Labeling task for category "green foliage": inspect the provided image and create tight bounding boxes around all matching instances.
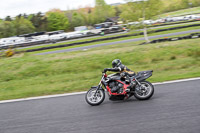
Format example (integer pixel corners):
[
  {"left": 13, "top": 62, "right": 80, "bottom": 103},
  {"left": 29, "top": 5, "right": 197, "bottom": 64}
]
[
  {"left": 163, "top": 0, "right": 200, "bottom": 13},
  {"left": 114, "top": 6, "right": 122, "bottom": 16},
  {"left": 93, "top": 0, "right": 116, "bottom": 23},
  {"left": 120, "top": 0, "right": 164, "bottom": 22},
  {"left": 65, "top": 0, "right": 116, "bottom": 28},
  {"left": 0, "top": 17, "right": 36, "bottom": 38},
  {"left": 0, "top": 21, "right": 16, "bottom": 38},
  {"left": 160, "top": 6, "right": 200, "bottom": 17},
  {"left": 46, "top": 11, "right": 69, "bottom": 31},
  {"left": 181, "top": 0, "right": 190, "bottom": 9},
  {"left": 120, "top": 0, "right": 164, "bottom": 43},
  {"left": 28, "top": 12, "right": 48, "bottom": 32},
  {"left": 4, "top": 16, "right": 12, "bottom": 21},
  {"left": 192, "top": 0, "right": 200, "bottom": 6},
  {"left": 69, "top": 12, "right": 85, "bottom": 30},
  {"left": 12, "top": 17, "right": 35, "bottom": 35}
]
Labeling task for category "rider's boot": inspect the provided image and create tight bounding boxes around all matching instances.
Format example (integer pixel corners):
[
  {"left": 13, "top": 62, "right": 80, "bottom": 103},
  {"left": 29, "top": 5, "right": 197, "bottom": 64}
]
[
  {"left": 125, "top": 81, "right": 136, "bottom": 92},
  {"left": 124, "top": 94, "right": 130, "bottom": 100}
]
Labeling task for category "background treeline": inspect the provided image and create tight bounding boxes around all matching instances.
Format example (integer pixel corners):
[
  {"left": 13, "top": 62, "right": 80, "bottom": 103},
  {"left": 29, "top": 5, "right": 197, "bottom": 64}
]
[
  {"left": 163, "top": 0, "right": 200, "bottom": 12},
  {"left": 0, "top": 0, "right": 200, "bottom": 39}
]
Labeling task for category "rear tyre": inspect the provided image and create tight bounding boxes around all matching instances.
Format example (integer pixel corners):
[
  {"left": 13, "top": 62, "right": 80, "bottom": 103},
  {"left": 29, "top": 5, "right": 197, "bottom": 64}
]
[
  {"left": 85, "top": 87, "right": 105, "bottom": 106},
  {"left": 134, "top": 81, "right": 154, "bottom": 100}
]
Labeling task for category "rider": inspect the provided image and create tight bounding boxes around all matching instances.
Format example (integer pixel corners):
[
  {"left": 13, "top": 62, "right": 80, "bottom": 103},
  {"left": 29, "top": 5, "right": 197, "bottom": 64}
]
[{"left": 103, "top": 59, "right": 136, "bottom": 92}]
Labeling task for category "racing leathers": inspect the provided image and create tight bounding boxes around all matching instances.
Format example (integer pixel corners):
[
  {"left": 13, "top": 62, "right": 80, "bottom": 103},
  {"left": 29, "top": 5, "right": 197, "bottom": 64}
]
[{"left": 104, "top": 64, "right": 135, "bottom": 92}]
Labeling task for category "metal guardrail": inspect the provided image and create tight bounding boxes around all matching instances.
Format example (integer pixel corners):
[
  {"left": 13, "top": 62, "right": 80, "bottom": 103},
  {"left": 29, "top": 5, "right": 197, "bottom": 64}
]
[{"left": 149, "top": 32, "right": 200, "bottom": 44}]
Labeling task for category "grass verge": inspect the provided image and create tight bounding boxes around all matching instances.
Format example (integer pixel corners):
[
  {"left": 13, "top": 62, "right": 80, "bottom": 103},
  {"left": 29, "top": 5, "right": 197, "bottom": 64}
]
[
  {"left": 0, "top": 38, "right": 200, "bottom": 100},
  {"left": 160, "top": 6, "right": 200, "bottom": 17}
]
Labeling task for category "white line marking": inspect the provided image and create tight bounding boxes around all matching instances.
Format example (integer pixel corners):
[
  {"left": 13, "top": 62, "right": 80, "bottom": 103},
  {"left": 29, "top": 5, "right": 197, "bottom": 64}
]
[
  {"left": 152, "top": 77, "right": 200, "bottom": 85},
  {"left": 0, "top": 91, "right": 87, "bottom": 104},
  {"left": 0, "top": 77, "right": 200, "bottom": 104}
]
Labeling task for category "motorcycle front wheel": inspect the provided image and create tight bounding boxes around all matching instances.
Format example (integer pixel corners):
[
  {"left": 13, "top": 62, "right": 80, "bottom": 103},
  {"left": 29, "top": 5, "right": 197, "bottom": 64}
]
[
  {"left": 134, "top": 81, "right": 154, "bottom": 100},
  {"left": 85, "top": 87, "right": 105, "bottom": 106}
]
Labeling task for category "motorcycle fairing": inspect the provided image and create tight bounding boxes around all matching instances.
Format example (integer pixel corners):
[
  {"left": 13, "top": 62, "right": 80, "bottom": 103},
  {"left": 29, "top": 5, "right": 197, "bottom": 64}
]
[{"left": 135, "top": 70, "right": 153, "bottom": 82}]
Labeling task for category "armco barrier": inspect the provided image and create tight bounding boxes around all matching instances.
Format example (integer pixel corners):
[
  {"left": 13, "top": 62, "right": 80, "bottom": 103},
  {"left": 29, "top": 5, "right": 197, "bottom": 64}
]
[
  {"left": 169, "top": 37, "right": 180, "bottom": 41},
  {"left": 150, "top": 32, "right": 200, "bottom": 44},
  {"left": 151, "top": 19, "right": 199, "bottom": 27},
  {"left": 152, "top": 24, "right": 200, "bottom": 33}
]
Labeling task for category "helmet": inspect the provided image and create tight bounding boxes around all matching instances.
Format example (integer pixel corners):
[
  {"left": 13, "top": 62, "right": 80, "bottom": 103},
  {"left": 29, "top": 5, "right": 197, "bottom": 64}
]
[{"left": 112, "top": 59, "right": 122, "bottom": 68}]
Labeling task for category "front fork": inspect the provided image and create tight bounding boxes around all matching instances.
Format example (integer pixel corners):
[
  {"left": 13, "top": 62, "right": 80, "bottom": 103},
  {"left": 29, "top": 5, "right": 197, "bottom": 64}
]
[
  {"left": 94, "top": 76, "right": 105, "bottom": 96},
  {"left": 134, "top": 78, "right": 143, "bottom": 92},
  {"left": 135, "top": 78, "right": 141, "bottom": 86}
]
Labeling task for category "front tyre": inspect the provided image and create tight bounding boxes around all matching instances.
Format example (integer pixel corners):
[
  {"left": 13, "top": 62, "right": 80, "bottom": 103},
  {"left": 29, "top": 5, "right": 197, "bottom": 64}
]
[
  {"left": 134, "top": 81, "right": 154, "bottom": 100},
  {"left": 85, "top": 87, "right": 105, "bottom": 106}
]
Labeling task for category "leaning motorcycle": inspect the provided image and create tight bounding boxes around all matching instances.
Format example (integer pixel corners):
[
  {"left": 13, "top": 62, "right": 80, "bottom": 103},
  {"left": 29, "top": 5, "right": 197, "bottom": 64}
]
[{"left": 85, "top": 70, "right": 154, "bottom": 106}]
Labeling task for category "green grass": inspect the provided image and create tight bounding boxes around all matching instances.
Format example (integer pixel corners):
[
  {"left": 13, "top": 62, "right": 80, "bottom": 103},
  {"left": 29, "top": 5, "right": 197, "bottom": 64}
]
[
  {"left": 0, "top": 37, "right": 200, "bottom": 100},
  {"left": 161, "top": 6, "right": 200, "bottom": 17}
]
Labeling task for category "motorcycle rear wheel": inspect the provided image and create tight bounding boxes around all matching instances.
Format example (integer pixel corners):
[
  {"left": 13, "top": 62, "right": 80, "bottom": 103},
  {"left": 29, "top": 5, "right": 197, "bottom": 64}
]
[
  {"left": 85, "top": 87, "right": 105, "bottom": 106},
  {"left": 134, "top": 81, "right": 154, "bottom": 100}
]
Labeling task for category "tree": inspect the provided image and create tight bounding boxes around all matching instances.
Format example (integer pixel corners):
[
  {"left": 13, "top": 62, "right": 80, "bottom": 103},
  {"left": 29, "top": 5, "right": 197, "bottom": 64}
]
[
  {"left": 12, "top": 17, "right": 35, "bottom": 35},
  {"left": 77, "top": 7, "right": 94, "bottom": 26},
  {"left": 114, "top": 6, "right": 122, "bottom": 17},
  {"left": 46, "top": 9, "right": 69, "bottom": 31},
  {"left": 5, "top": 16, "right": 12, "bottom": 21},
  {"left": 0, "top": 21, "right": 16, "bottom": 38},
  {"left": 181, "top": 0, "right": 190, "bottom": 9},
  {"left": 23, "top": 13, "right": 28, "bottom": 19},
  {"left": 93, "top": 0, "right": 116, "bottom": 23},
  {"left": 192, "top": 0, "right": 200, "bottom": 6},
  {"left": 120, "top": 0, "right": 163, "bottom": 43},
  {"left": 28, "top": 12, "right": 48, "bottom": 32},
  {"left": 69, "top": 12, "right": 85, "bottom": 30}
]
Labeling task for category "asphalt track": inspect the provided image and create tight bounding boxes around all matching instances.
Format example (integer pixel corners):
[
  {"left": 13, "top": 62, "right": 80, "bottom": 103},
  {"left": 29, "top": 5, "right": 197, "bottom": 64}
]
[
  {"left": 0, "top": 79, "right": 200, "bottom": 133},
  {"left": 36, "top": 29, "right": 200, "bottom": 55}
]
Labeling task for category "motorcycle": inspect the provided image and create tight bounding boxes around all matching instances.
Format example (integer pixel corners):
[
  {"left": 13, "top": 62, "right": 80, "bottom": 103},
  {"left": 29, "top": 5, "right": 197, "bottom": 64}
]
[{"left": 85, "top": 70, "right": 154, "bottom": 106}]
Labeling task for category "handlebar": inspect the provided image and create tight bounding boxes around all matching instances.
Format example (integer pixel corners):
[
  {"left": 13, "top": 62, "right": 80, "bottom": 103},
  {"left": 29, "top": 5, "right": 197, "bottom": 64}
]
[{"left": 102, "top": 72, "right": 107, "bottom": 78}]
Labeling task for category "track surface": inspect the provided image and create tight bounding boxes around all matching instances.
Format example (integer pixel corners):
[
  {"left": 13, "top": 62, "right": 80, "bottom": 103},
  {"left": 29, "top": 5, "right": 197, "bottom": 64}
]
[
  {"left": 36, "top": 29, "right": 200, "bottom": 55},
  {"left": 0, "top": 79, "right": 200, "bottom": 133}
]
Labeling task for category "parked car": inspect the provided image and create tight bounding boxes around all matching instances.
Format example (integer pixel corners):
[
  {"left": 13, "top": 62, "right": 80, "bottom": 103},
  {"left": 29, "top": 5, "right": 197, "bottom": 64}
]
[
  {"left": 0, "top": 37, "right": 25, "bottom": 46},
  {"left": 49, "top": 33, "right": 68, "bottom": 41},
  {"left": 32, "top": 35, "right": 49, "bottom": 41},
  {"left": 143, "top": 20, "right": 153, "bottom": 25},
  {"left": 128, "top": 21, "right": 140, "bottom": 25},
  {"left": 66, "top": 32, "right": 84, "bottom": 39},
  {"left": 184, "top": 15, "right": 200, "bottom": 20},
  {"left": 165, "top": 17, "right": 175, "bottom": 22}
]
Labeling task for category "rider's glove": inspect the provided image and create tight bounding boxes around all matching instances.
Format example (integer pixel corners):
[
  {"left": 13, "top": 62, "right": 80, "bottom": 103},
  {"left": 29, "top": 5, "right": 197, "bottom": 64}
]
[{"left": 103, "top": 68, "right": 108, "bottom": 73}]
